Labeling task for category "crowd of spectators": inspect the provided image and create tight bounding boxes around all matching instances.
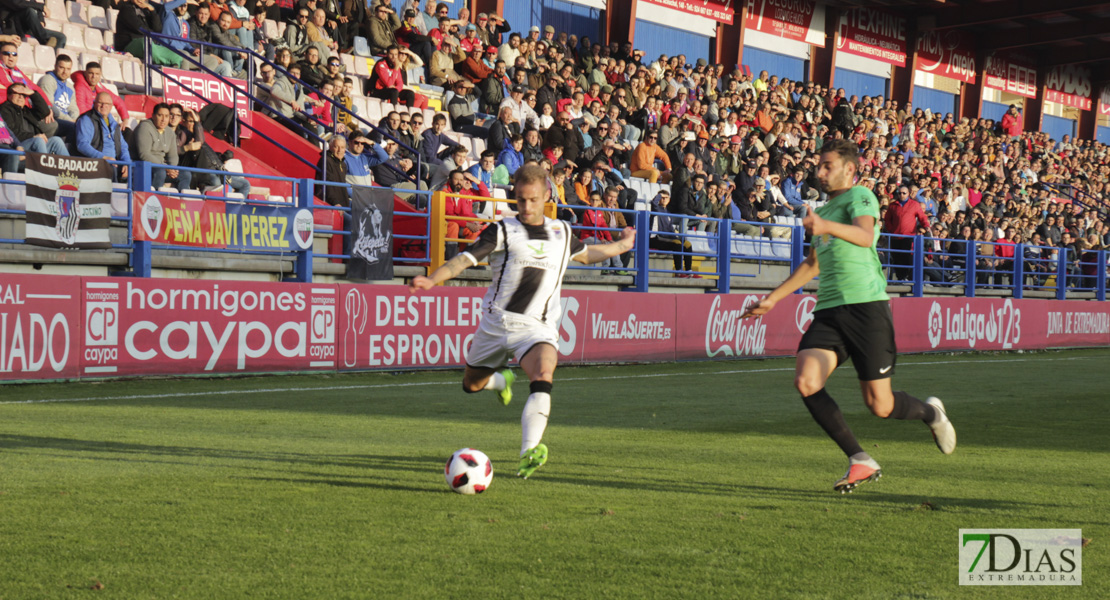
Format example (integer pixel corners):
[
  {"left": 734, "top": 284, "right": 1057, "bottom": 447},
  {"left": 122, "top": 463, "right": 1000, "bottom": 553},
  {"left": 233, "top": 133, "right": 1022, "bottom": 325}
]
[{"left": 1, "top": 0, "right": 1108, "bottom": 284}]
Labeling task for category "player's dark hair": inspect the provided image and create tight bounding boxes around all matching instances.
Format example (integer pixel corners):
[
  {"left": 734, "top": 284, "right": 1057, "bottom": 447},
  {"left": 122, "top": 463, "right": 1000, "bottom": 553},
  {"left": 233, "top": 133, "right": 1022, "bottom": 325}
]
[{"left": 822, "top": 138, "right": 859, "bottom": 168}]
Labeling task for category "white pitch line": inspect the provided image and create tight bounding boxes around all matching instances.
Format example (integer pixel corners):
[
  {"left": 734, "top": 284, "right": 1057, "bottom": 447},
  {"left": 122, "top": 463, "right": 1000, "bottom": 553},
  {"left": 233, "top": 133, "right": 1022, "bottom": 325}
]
[{"left": 0, "top": 355, "right": 1095, "bottom": 406}]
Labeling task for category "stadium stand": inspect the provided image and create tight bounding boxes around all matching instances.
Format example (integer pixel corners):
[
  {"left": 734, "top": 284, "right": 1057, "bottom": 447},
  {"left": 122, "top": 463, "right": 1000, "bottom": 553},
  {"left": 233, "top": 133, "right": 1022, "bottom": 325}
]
[{"left": 0, "top": 0, "right": 1106, "bottom": 297}]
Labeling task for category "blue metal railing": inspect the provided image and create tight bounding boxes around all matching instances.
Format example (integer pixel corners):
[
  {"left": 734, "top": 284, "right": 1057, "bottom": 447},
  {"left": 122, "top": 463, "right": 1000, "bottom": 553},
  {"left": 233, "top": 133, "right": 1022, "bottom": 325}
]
[{"left": 0, "top": 159, "right": 1105, "bottom": 297}]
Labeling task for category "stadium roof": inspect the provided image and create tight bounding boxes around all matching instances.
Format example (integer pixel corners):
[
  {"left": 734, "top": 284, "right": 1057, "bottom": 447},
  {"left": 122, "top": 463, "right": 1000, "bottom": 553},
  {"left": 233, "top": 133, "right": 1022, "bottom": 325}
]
[{"left": 828, "top": 0, "right": 1110, "bottom": 82}]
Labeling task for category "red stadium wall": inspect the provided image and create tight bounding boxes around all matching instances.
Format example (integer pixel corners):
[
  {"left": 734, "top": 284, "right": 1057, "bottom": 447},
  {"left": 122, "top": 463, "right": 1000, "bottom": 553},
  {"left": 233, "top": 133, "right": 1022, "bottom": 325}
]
[{"left": 2, "top": 275, "right": 1108, "bottom": 382}]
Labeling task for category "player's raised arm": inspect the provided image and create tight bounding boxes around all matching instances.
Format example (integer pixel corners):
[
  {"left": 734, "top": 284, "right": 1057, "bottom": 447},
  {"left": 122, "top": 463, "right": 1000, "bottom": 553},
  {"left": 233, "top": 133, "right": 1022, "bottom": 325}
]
[
  {"left": 741, "top": 248, "right": 820, "bottom": 319},
  {"left": 409, "top": 253, "right": 475, "bottom": 292},
  {"left": 573, "top": 227, "right": 636, "bottom": 264}
]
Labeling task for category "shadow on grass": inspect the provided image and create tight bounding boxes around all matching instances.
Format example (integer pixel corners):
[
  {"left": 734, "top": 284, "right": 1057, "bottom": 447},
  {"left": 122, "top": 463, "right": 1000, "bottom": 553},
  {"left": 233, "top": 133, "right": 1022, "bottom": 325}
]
[
  {"left": 535, "top": 473, "right": 1086, "bottom": 514},
  {"left": 239, "top": 475, "right": 445, "bottom": 494},
  {"left": 0, "top": 433, "right": 444, "bottom": 475}
]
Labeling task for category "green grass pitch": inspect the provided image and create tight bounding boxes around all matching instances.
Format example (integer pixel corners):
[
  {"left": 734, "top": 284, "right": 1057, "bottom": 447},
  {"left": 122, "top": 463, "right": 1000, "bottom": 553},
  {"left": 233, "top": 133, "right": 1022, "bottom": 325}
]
[{"left": 0, "top": 349, "right": 1106, "bottom": 599}]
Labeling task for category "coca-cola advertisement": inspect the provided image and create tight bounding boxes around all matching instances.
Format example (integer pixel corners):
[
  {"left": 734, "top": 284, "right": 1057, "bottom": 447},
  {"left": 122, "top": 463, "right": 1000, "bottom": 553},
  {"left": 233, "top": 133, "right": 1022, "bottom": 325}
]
[
  {"left": 675, "top": 293, "right": 815, "bottom": 360},
  {"left": 893, "top": 298, "right": 1110, "bottom": 353},
  {"left": 0, "top": 274, "right": 80, "bottom": 381},
  {"left": 80, "top": 278, "right": 338, "bottom": 376}
]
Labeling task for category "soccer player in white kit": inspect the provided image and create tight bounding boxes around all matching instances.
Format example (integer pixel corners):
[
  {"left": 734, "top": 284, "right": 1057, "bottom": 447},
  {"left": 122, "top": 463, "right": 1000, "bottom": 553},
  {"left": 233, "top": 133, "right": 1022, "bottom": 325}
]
[{"left": 410, "top": 165, "right": 636, "bottom": 478}]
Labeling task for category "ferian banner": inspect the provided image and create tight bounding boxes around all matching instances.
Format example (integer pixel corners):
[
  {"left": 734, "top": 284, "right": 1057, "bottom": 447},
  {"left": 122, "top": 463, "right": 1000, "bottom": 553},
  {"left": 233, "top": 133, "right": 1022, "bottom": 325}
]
[
  {"left": 0, "top": 274, "right": 80, "bottom": 381},
  {"left": 915, "top": 30, "right": 976, "bottom": 85},
  {"left": 983, "top": 51, "right": 1038, "bottom": 99},
  {"left": 744, "top": 0, "right": 825, "bottom": 47},
  {"left": 80, "top": 278, "right": 339, "bottom": 377},
  {"left": 162, "top": 68, "right": 253, "bottom": 134},
  {"left": 1044, "top": 65, "right": 1093, "bottom": 111},
  {"left": 1100, "top": 84, "right": 1110, "bottom": 116},
  {"left": 836, "top": 7, "right": 907, "bottom": 67},
  {"left": 132, "top": 192, "right": 314, "bottom": 251},
  {"left": 641, "top": 0, "right": 735, "bottom": 25},
  {"left": 24, "top": 153, "right": 114, "bottom": 249}
]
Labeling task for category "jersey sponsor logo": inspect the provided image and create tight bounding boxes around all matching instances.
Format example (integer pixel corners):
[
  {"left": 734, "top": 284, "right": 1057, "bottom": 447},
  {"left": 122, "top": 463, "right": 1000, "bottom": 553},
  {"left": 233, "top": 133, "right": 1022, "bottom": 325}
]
[{"left": 526, "top": 242, "right": 548, "bottom": 258}]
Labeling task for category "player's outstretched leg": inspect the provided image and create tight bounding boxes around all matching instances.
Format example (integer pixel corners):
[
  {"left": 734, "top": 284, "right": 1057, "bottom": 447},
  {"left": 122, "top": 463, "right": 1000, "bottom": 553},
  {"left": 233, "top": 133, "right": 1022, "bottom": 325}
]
[
  {"left": 494, "top": 369, "right": 515, "bottom": 406},
  {"left": 881, "top": 390, "right": 956, "bottom": 455},
  {"left": 518, "top": 380, "right": 552, "bottom": 478}
]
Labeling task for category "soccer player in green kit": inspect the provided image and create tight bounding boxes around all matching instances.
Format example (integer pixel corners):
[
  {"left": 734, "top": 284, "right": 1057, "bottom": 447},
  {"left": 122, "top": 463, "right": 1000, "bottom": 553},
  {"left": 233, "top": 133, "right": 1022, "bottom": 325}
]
[{"left": 741, "top": 139, "right": 956, "bottom": 493}]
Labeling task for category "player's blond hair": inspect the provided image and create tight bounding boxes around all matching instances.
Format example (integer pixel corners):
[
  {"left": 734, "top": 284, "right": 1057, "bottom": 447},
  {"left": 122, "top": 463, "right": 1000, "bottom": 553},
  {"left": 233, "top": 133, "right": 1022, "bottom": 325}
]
[{"left": 514, "top": 164, "right": 548, "bottom": 188}]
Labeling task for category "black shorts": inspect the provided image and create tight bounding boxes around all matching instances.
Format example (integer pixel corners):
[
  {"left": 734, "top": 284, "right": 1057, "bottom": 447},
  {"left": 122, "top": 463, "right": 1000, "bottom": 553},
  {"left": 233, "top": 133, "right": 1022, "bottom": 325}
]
[{"left": 798, "top": 300, "right": 897, "bottom": 381}]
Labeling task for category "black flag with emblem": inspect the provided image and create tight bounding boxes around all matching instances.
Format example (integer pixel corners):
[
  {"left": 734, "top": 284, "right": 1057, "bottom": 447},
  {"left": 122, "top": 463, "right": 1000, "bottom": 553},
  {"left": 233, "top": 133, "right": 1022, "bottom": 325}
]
[
  {"left": 347, "top": 186, "right": 394, "bottom": 281},
  {"left": 24, "top": 152, "right": 114, "bottom": 249}
]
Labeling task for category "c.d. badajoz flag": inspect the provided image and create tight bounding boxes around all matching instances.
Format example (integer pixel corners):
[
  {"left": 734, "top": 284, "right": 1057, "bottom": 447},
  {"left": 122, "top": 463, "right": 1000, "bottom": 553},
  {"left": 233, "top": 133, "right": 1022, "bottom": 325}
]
[{"left": 25, "top": 152, "right": 114, "bottom": 249}]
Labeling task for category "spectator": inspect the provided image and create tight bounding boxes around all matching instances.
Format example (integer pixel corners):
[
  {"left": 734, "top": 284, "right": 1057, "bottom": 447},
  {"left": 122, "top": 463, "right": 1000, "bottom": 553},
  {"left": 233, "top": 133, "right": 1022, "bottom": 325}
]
[
  {"left": 74, "top": 64, "right": 131, "bottom": 121},
  {"left": 36, "top": 55, "right": 78, "bottom": 139},
  {"left": 443, "top": 169, "right": 486, "bottom": 243},
  {"left": 316, "top": 135, "right": 349, "bottom": 206},
  {"left": 487, "top": 104, "right": 520, "bottom": 154},
  {"left": 497, "top": 133, "right": 524, "bottom": 175},
  {"left": 187, "top": 3, "right": 235, "bottom": 75},
  {"left": 630, "top": 130, "right": 671, "bottom": 183},
  {"left": 367, "top": 3, "right": 399, "bottom": 56},
  {"left": 0, "top": 41, "right": 54, "bottom": 133},
  {"left": 447, "top": 80, "right": 489, "bottom": 138},
  {"left": 0, "top": 82, "right": 68, "bottom": 160},
  {"left": 883, "top": 185, "right": 930, "bottom": 280},
  {"left": 297, "top": 46, "right": 329, "bottom": 89},
  {"left": 306, "top": 7, "right": 339, "bottom": 59},
  {"left": 212, "top": 11, "right": 249, "bottom": 77},
  {"left": 344, "top": 132, "right": 388, "bottom": 187},
  {"left": 284, "top": 8, "right": 312, "bottom": 59},
  {"left": 420, "top": 112, "right": 461, "bottom": 167},
  {"left": 465, "top": 150, "right": 497, "bottom": 190},
  {"left": 1001, "top": 105, "right": 1022, "bottom": 139},
  {"left": 133, "top": 103, "right": 189, "bottom": 190},
  {"left": 0, "top": 0, "right": 65, "bottom": 48},
  {"left": 116, "top": 0, "right": 164, "bottom": 56},
  {"left": 369, "top": 46, "right": 427, "bottom": 109},
  {"left": 75, "top": 92, "right": 130, "bottom": 180},
  {"left": 649, "top": 191, "right": 693, "bottom": 277}
]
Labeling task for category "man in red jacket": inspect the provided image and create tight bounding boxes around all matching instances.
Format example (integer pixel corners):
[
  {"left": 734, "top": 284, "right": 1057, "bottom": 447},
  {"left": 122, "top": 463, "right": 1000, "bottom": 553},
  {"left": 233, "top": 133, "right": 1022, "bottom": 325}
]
[
  {"left": 1000, "top": 105, "right": 1023, "bottom": 139},
  {"left": 74, "top": 64, "right": 130, "bottom": 121},
  {"left": 443, "top": 169, "right": 488, "bottom": 243},
  {"left": 882, "top": 186, "right": 930, "bottom": 281}
]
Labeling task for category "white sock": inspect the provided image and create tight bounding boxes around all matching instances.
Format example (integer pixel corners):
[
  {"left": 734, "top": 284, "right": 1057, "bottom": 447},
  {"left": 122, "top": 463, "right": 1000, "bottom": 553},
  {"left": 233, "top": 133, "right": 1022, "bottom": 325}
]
[
  {"left": 482, "top": 372, "right": 506, "bottom": 391},
  {"left": 521, "top": 392, "right": 551, "bottom": 455}
]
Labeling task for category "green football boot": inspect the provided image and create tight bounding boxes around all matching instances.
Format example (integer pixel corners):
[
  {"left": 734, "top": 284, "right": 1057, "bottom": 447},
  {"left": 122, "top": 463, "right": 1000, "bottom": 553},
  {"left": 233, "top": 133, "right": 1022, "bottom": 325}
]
[
  {"left": 517, "top": 443, "right": 548, "bottom": 479},
  {"left": 497, "top": 369, "right": 515, "bottom": 406}
]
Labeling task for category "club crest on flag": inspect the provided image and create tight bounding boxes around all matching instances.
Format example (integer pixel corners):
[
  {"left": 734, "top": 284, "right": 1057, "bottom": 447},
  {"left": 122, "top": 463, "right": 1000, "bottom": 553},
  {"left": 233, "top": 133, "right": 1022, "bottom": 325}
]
[
  {"left": 141, "top": 195, "right": 164, "bottom": 239},
  {"left": 54, "top": 171, "right": 81, "bottom": 245}
]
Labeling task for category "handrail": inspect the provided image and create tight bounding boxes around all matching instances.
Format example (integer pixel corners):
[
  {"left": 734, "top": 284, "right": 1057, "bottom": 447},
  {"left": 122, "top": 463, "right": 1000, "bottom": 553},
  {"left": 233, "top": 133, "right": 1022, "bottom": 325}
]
[{"left": 141, "top": 30, "right": 423, "bottom": 185}]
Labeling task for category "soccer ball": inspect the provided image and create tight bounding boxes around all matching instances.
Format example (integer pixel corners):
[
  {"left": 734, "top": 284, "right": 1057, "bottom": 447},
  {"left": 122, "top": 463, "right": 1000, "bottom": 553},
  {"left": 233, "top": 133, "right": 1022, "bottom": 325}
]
[{"left": 445, "top": 448, "right": 493, "bottom": 495}]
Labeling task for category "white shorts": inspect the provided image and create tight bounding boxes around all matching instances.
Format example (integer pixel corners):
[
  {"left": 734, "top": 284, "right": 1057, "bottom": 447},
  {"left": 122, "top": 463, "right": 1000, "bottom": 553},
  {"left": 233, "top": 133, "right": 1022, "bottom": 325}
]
[{"left": 465, "top": 312, "right": 559, "bottom": 370}]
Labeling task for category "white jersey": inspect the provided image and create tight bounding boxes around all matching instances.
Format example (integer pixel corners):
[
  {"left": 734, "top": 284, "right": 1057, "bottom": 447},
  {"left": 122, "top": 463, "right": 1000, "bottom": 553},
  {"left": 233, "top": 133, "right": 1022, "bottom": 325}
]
[{"left": 462, "top": 217, "right": 587, "bottom": 328}]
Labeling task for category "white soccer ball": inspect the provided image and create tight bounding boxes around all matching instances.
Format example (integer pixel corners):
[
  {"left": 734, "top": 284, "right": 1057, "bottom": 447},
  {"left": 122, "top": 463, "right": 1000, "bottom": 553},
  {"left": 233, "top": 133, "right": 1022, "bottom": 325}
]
[{"left": 445, "top": 448, "right": 493, "bottom": 495}]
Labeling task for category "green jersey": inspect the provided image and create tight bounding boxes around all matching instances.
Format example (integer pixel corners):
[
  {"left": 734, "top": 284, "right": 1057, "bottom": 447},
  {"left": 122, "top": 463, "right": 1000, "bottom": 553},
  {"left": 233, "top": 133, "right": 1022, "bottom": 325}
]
[{"left": 811, "top": 185, "right": 888, "bottom": 311}]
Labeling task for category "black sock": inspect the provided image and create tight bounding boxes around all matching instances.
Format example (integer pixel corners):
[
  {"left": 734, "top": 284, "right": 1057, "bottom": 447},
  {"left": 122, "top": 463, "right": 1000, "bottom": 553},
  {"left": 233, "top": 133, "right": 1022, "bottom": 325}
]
[
  {"left": 888, "top": 391, "right": 937, "bottom": 422},
  {"left": 802, "top": 388, "right": 863, "bottom": 457}
]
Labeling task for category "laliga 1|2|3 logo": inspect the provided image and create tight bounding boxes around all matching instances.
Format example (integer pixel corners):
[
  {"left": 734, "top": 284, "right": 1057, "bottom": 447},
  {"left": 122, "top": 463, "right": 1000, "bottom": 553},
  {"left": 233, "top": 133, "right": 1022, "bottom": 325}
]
[{"left": 959, "top": 529, "right": 1082, "bottom": 586}]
